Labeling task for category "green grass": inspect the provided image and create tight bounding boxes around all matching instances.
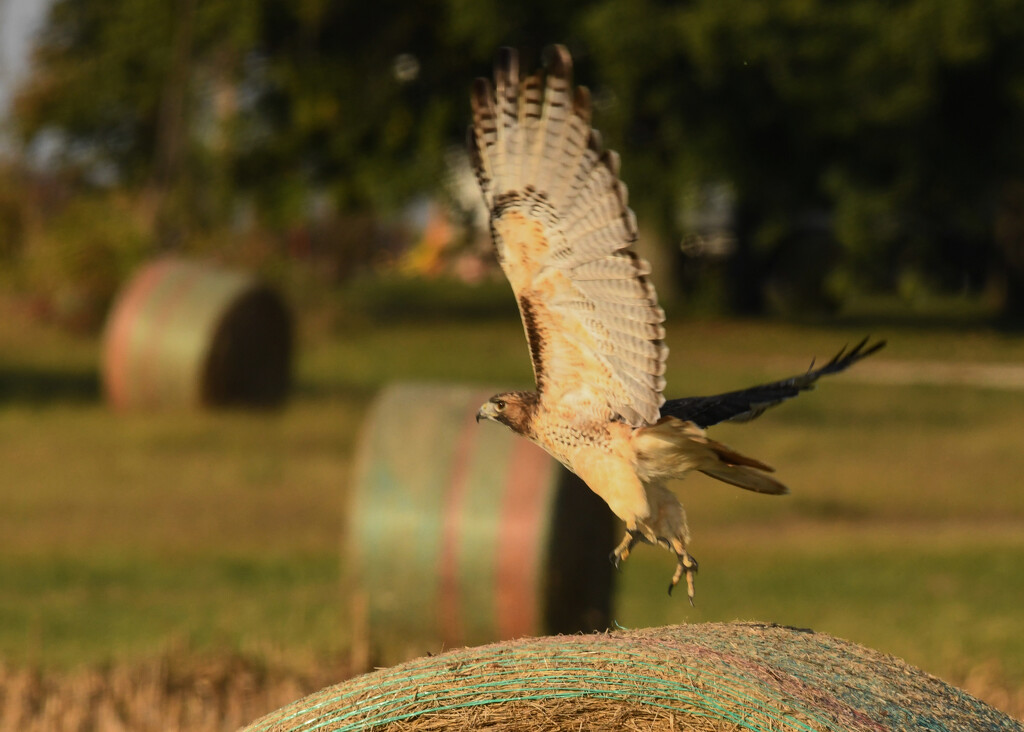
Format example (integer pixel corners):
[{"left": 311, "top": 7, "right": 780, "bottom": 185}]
[
  {"left": 0, "top": 555, "right": 342, "bottom": 668},
  {"left": 0, "top": 311, "right": 1023, "bottom": 713},
  {"left": 616, "top": 527, "right": 1024, "bottom": 684}
]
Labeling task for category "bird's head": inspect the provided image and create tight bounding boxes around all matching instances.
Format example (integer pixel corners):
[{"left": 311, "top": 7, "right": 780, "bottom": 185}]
[{"left": 476, "top": 391, "right": 539, "bottom": 436}]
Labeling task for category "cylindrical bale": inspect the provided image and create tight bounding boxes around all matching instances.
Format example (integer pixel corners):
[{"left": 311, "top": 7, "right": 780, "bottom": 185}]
[
  {"left": 101, "top": 258, "right": 292, "bottom": 410},
  {"left": 345, "top": 382, "right": 615, "bottom": 665},
  {"left": 244, "top": 622, "right": 1024, "bottom": 732}
]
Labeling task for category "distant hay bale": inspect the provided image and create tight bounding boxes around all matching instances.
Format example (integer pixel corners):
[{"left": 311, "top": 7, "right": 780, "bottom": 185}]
[
  {"left": 346, "top": 383, "right": 615, "bottom": 666},
  {"left": 101, "top": 258, "right": 292, "bottom": 410},
  {"left": 243, "top": 623, "right": 1024, "bottom": 732}
]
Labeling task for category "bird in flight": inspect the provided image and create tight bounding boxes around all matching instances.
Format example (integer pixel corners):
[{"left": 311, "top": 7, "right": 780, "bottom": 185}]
[{"left": 470, "top": 45, "right": 884, "bottom": 603}]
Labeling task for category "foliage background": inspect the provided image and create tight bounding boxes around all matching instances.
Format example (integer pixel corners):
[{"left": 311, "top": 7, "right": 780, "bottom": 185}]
[
  {"left": 1, "top": 1, "right": 1024, "bottom": 727},
  {"left": 6, "top": 0, "right": 1024, "bottom": 322}
]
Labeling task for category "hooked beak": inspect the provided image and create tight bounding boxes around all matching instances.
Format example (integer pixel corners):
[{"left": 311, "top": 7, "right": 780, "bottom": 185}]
[{"left": 476, "top": 401, "right": 498, "bottom": 423}]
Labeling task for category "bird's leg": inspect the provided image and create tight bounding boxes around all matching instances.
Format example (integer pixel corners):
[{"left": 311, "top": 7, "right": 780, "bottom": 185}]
[
  {"left": 666, "top": 545, "right": 699, "bottom": 605},
  {"left": 638, "top": 483, "right": 697, "bottom": 603},
  {"left": 609, "top": 527, "right": 644, "bottom": 569}
]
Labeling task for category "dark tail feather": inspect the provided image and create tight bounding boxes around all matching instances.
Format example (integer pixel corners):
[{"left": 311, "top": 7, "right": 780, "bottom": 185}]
[{"left": 699, "top": 466, "right": 789, "bottom": 495}]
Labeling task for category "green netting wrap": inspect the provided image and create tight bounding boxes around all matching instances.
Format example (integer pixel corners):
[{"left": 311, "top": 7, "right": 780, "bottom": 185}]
[
  {"left": 241, "top": 622, "right": 1022, "bottom": 731},
  {"left": 346, "top": 383, "right": 615, "bottom": 666}
]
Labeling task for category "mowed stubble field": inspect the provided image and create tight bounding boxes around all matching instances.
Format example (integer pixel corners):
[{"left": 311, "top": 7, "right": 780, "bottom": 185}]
[{"left": 1, "top": 311, "right": 1023, "bottom": 721}]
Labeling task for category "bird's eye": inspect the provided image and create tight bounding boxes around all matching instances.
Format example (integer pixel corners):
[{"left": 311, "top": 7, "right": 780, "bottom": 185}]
[{"left": 495, "top": 399, "right": 506, "bottom": 410}]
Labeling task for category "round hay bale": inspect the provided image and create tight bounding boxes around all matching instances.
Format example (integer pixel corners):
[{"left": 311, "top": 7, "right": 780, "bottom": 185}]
[
  {"left": 345, "top": 383, "right": 615, "bottom": 665},
  {"left": 243, "top": 622, "right": 1022, "bottom": 732},
  {"left": 101, "top": 258, "right": 292, "bottom": 410}
]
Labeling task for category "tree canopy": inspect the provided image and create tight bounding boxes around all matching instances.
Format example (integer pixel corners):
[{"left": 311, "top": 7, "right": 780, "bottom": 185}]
[{"left": 12, "top": 0, "right": 1024, "bottom": 315}]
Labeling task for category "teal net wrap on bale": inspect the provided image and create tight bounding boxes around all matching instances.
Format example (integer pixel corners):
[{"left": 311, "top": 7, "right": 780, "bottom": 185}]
[
  {"left": 101, "top": 258, "right": 292, "bottom": 410},
  {"left": 243, "top": 623, "right": 1022, "bottom": 732},
  {"left": 345, "top": 383, "right": 616, "bottom": 666}
]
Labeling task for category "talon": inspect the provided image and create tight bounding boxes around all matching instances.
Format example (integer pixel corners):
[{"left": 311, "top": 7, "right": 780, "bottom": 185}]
[
  {"left": 668, "top": 561, "right": 684, "bottom": 597},
  {"left": 610, "top": 529, "right": 642, "bottom": 570},
  {"left": 668, "top": 551, "right": 699, "bottom": 605}
]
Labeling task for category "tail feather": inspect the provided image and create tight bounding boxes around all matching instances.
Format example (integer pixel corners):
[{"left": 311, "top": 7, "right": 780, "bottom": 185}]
[
  {"left": 699, "top": 465, "right": 788, "bottom": 495},
  {"left": 633, "top": 417, "right": 789, "bottom": 495},
  {"left": 705, "top": 438, "right": 774, "bottom": 473}
]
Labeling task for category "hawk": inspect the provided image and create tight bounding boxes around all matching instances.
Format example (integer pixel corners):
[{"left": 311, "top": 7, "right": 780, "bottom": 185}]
[{"left": 469, "top": 45, "right": 884, "bottom": 603}]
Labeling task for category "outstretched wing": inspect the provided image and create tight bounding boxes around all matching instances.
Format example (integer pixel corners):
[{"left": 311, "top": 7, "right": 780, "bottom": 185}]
[
  {"left": 660, "top": 338, "right": 886, "bottom": 428},
  {"left": 469, "top": 45, "right": 667, "bottom": 427}
]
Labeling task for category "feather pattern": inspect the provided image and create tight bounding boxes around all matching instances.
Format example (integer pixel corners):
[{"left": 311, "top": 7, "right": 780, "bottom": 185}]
[
  {"left": 469, "top": 46, "right": 887, "bottom": 602},
  {"left": 470, "top": 45, "right": 667, "bottom": 426}
]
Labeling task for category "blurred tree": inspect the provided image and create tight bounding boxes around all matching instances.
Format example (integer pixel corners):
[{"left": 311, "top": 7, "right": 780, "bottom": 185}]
[
  {"left": 237, "top": 0, "right": 599, "bottom": 220},
  {"left": 14, "top": 0, "right": 262, "bottom": 246},
  {"left": 11, "top": 0, "right": 1024, "bottom": 316},
  {"left": 12, "top": 0, "right": 587, "bottom": 231},
  {"left": 581, "top": 0, "right": 1024, "bottom": 315},
  {"left": 819, "top": 0, "right": 1024, "bottom": 318}
]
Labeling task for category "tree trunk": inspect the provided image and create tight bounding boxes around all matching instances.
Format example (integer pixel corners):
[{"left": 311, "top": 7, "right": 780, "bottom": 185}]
[
  {"left": 993, "top": 180, "right": 1024, "bottom": 324},
  {"left": 152, "top": 0, "right": 197, "bottom": 250}
]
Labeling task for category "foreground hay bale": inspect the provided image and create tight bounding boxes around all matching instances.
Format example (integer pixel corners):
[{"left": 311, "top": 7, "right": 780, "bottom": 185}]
[
  {"left": 346, "top": 383, "right": 615, "bottom": 665},
  {"left": 243, "top": 622, "right": 1023, "bottom": 732},
  {"left": 102, "top": 258, "right": 292, "bottom": 410}
]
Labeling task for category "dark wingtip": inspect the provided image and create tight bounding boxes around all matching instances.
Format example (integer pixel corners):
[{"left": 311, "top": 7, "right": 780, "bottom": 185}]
[
  {"left": 819, "top": 336, "right": 886, "bottom": 375},
  {"left": 827, "top": 344, "right": 848, "bottom": 367},
  {"left": 840, "top": 336, "right": 886, "bottom": 366},
  {"left": 860, "top": 337, "right": 887, "bottom": 358}
]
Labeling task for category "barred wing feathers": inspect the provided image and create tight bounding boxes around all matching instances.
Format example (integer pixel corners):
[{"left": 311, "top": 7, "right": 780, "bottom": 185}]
[{"left": 469, "top": 45, "right": 667, "bottom": 426}]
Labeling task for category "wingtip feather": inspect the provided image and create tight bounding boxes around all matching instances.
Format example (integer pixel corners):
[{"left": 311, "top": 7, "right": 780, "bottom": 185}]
[
  {"left": 471, "top": 45, "right": 666, "bottom": 427},
  {"left": 495, "top": 47, "right": 518, "bottom": 85},
  {"left": 573, "top": 86, "right": 592, "bottom": 122},
  {"left": 542, "top": 44, "right": 572, "bottom": 78},
  {"left": 471, "top": 77, "right": 492, "bottom": 108}
]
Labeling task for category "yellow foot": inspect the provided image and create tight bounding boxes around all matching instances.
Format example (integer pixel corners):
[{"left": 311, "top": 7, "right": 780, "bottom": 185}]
[
  {"left": 609, "top": 529, "right": 643, "bottom": 569},
  {"left": 666, "top": 548, "right": 699, "bottom": 605}
]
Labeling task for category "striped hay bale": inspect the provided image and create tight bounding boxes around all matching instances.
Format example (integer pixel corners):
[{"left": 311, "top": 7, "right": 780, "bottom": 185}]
[
  {"left": 243, "top": 622, "right": 1022, "bottom": 732},
  {"left": 101, "top": 258, "right": 292, "bottom": 410},
  {"left": 345, "top": 383, "right": 616, "bottom": 665}
]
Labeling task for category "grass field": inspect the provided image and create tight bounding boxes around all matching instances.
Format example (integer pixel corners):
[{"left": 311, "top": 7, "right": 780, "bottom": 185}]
[{"left": 1, "top": 306, "right": 1023, "bottom": 721}]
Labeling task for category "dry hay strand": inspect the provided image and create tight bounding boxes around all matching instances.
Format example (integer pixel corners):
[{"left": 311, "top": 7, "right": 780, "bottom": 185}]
[
  {"left": 381, "top": 697, "right": 738, "bottom": 731},
  {"left": 243, "top": 622, "right": 1023, "bottom": 732},
  {"left": 0, "top": 654, "right": 347, "bottom": 732}
]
